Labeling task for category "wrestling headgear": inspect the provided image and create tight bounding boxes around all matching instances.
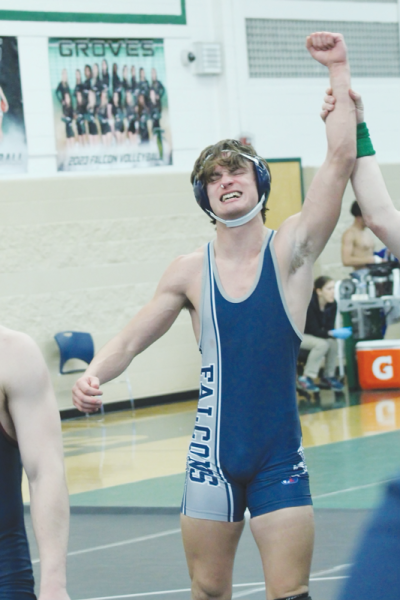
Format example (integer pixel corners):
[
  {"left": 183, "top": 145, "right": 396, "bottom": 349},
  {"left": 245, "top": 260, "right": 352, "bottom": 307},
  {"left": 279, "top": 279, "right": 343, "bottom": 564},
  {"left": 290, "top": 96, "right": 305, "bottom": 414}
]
[{"left": 193, "top": 149, "right": 271, "bottom": 228}]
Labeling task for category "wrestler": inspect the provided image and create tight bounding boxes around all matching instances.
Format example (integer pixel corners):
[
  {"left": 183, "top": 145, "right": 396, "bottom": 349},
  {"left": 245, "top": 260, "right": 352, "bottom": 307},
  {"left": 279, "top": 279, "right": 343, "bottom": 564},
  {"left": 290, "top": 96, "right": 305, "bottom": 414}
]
[
  {"left": 73, "top": 32, "right": 356, "bottom": 600},
  {"left": 0, "top": 327, "right": 70, "bottom": 600}
]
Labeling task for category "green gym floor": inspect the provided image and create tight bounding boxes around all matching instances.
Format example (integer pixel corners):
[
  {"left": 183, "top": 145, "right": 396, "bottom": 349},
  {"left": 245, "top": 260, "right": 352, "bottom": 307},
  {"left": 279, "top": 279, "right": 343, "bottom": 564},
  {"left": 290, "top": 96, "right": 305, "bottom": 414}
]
[{"left": 25, "top": 387, "right": 400, "bottom": 600}]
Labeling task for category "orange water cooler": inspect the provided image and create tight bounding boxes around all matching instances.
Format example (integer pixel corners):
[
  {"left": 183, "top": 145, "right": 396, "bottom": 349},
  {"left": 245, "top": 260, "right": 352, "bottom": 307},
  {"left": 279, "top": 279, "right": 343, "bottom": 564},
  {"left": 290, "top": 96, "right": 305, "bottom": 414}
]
[{"left": 356, "top": 340, "right": 400, "bottom": 390}]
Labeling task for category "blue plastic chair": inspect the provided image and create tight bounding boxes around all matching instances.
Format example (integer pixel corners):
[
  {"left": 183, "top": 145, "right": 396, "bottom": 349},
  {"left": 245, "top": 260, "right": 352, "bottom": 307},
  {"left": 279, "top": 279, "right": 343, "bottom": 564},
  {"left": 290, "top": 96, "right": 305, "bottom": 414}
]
[{"left": 54, "top": 331, "right": 94, "bottom": 374}]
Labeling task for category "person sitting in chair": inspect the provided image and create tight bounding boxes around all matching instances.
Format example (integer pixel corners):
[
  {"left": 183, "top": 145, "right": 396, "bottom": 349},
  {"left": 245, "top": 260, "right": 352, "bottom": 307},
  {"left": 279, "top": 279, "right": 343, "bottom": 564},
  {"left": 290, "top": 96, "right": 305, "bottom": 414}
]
[{"left": 298, "top": 276, "right": 344, "bottom": 392}]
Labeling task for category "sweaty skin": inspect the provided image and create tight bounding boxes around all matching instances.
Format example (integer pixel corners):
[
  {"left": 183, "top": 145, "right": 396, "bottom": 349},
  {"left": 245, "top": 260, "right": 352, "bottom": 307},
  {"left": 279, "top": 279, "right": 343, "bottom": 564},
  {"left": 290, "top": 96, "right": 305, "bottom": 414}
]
[
  {"left": 73, "top": 32, "right": 356, "bottom": 600},
  {"left": 0, "top": 327, "right": 70, "bottom": 600}
]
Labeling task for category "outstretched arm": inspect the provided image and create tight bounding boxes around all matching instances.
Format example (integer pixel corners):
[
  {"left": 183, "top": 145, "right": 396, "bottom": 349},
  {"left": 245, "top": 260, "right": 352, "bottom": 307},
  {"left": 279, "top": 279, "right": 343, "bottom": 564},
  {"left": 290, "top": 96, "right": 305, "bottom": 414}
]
[
  {"left": 322, "top": 89, "right": 400, "bottom": 259},
  {"left": 5, "top": 332, "right": 70, "bottom": 600},
  {"left": 276, "top": 32, "right": 356, "bottom": 270},
  {"left": 72, "top": 254, "right": 194, "bottom": 413}
]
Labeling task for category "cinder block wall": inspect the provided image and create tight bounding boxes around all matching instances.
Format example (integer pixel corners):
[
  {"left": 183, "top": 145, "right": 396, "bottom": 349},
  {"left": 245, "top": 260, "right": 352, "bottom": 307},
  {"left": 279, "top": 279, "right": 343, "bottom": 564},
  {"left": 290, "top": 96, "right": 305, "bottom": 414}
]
[{"left": 0, "top": 171, "right": 212, "bottom": 410}]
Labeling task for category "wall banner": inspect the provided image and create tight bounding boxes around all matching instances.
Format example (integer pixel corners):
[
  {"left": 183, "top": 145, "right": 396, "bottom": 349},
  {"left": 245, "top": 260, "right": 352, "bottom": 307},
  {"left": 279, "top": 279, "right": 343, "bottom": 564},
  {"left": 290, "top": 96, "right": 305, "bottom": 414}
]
[
  {"left": 49, "top": 38, "right": 172, "bottom": 172},
  {"left": 0, "top": 37, "right": 27, "bottom": 174}
]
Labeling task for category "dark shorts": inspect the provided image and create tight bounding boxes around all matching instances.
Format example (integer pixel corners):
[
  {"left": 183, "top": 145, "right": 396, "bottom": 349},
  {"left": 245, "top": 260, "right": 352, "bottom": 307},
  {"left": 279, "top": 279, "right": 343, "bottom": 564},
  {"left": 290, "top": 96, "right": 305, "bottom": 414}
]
[
  {"left": 114, "top": 119, "right": 124, "bottom": 133},
  {"left": 76, "top": 119, "right": 86, "bottom": 136},
  {"left": 65, "top": 123, "right": 74, "bottom": 138},
  {"left": 88, "top": 120, "right": 98, "bottom": 136},
  {"left": 100, "top": 122, "right": 111, "bottom": 135}
]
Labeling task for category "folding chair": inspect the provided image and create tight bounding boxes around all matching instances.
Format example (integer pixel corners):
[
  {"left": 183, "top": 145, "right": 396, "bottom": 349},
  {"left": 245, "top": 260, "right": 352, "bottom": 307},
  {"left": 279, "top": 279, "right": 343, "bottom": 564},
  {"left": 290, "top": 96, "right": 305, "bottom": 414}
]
[
  {"left": 54, "top": 331, "right": 134, "bottom": 413},
  {"left": 54, "top": 331, "right": 94, "bottom": 374}
]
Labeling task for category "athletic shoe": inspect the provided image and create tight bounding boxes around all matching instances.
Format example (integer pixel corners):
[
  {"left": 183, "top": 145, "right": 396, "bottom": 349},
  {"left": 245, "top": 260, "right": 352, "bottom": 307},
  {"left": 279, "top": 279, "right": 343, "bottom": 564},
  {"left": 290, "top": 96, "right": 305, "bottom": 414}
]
[
  {"left": 298, "top": 376, "right": 320, "bottom": 392},
  {"left": 320, "top": 376, "right": 344, "bottom": 391}
]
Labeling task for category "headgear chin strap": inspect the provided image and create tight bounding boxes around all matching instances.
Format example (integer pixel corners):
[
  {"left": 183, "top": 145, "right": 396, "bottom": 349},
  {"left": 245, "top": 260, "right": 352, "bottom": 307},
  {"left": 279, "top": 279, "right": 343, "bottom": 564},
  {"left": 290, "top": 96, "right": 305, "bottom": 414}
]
[
  {"left": 193, "top": 150, "right": 271, "bottom": 228},
  {"left": 206, "top": 194, "right": 265, "bottom": 228}
]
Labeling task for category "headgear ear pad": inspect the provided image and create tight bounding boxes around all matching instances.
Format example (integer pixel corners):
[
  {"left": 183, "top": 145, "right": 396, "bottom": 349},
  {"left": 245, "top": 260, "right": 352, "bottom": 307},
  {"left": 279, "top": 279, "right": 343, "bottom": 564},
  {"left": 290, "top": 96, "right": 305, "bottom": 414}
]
[{"left": 193, "top": 153, "right": 271, "bottom": 215}]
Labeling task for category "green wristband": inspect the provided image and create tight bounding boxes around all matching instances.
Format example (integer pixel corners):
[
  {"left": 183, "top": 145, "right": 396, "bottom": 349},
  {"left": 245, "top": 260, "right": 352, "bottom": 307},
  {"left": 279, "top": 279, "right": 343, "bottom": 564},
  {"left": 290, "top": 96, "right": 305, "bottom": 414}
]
[{"left": 357, "top": 122, "right": 375, "bottom": 158}]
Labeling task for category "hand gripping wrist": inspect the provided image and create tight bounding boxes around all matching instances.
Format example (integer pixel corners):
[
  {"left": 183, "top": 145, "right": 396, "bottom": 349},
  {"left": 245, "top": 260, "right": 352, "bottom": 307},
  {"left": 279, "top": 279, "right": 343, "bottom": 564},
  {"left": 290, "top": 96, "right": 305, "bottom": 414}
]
[{"left": 357, "top": 122, "right": 375, "bottom": 158}]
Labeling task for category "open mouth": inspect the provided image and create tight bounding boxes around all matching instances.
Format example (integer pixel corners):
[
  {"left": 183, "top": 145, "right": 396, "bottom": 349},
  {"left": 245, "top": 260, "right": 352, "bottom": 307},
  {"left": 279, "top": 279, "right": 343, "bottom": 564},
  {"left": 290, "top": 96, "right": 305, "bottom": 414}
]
[{"left": 220, "top": 191, "right": 242, "bottom": 203}]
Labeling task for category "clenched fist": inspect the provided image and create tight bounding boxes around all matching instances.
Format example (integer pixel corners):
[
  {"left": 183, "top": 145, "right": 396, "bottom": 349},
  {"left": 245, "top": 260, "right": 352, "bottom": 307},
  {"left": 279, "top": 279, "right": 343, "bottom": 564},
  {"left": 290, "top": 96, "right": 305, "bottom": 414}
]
[{"left": 306, "top": 32, "right": 348, "bottom": 68}]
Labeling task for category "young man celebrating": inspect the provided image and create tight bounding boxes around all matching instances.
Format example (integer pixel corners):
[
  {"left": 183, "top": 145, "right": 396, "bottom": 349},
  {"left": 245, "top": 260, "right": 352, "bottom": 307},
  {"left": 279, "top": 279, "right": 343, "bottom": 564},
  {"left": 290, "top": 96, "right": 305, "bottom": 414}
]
[
  {"left": 73, "top": 32, "right": 356, "bottom": 600},
  {"left": 0, "top": 327, "right": 70, "bottom": 600},
  {"left": 322, "top": 86, "right": 400, "bottom": 600}
]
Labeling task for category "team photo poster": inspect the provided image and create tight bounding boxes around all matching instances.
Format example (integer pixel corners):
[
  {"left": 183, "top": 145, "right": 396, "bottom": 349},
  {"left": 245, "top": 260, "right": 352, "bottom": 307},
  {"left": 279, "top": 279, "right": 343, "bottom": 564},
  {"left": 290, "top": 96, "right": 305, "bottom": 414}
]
[
  {"left": 0, "top": 36, "right": 27, "bottom": 174},
  {"left": 49, "top": 38, "right": 172, "bottom": 172}
]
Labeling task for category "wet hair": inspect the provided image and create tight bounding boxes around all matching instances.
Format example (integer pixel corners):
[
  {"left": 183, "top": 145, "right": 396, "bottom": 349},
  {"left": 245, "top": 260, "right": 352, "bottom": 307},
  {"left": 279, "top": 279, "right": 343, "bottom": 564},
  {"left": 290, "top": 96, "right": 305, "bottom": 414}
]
[
  {"left": 314, "top": 275, "right": 334, "bottom": 291},
  {"left": 190, "top": 139, "right": 271, "bottom": 224},
  {"left": 351, "top": 200, "right": 362, "bottom": 217}
]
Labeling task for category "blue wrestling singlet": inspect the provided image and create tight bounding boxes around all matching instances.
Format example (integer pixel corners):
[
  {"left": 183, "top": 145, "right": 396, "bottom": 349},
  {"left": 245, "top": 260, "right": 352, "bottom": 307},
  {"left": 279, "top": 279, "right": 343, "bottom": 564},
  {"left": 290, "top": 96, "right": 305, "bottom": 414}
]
[
  {"left": 0, "top": 422, "right": 36, "bottom": 599},
  {"left": 181, "top": 231, "right": 312, "bottom": 522}
]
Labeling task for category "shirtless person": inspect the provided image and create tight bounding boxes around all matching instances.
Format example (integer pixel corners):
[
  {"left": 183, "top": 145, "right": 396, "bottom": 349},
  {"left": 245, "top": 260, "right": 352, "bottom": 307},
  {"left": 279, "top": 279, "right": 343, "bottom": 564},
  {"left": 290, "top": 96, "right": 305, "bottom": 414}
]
[
  {"left": 322, "top": 86, "right": 400, "bottom": 600},
  {"left": 341, "top": 200, "right": 377, "bottom": 269},
  {"left": 73, "top": 32, "right": 356, "bottom": 600},
  {"left": 0, "top": 327, "right": 70, "bottom": 600}
]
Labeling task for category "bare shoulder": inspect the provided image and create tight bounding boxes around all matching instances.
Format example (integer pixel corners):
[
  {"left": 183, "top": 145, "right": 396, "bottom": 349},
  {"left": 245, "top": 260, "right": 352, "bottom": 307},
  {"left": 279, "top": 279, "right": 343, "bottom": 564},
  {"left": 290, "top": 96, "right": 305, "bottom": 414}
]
[
  {"left": 171, "top": 246, "right": 205, "bottom": 274},
  {"left": 341, "top": 227, "right": 357, "bottom": 250},
  {"left": 159, "top": 246, "right": 205, "bottom": 290},
  {"left": 0, "top": 326, "right": 38, "bottom": 360},
  {"left": 0, "top": 326, "right": 47, "bottom": 390}
]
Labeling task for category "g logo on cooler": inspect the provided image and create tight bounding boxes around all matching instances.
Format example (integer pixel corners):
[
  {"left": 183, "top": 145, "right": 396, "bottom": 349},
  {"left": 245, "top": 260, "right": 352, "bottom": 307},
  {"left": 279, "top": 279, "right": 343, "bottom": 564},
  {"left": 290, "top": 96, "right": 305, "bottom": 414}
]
[{"left": 372, "top": 355, "right": 394, "bottom": 381}]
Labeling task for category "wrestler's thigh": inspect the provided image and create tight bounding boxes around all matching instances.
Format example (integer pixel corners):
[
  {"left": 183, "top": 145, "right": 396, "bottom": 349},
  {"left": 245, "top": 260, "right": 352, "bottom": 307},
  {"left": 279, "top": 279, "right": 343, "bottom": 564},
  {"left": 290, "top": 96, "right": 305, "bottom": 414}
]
[
  {"left": 181, "top": 514, "right": 244, "bottom": 597},
  {"left": 250, "top": 505, "right": 314, "bottom": 600}
]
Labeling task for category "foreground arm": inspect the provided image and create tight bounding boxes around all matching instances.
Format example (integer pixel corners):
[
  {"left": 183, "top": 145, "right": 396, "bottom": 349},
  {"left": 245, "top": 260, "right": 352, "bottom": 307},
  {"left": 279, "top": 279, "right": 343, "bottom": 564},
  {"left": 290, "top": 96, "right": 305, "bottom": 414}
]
[
  {"left": 72, "top": 255, "right": 192, "bottom": 413},
  {"left": 276, "top": 32, "right": 356, "bottom": 269},
  {"left": 6, "top": 333, "right": 70, "bottom": 600},
  {"left": 323, "top": 89, "right": 400, "bottom": 259}
]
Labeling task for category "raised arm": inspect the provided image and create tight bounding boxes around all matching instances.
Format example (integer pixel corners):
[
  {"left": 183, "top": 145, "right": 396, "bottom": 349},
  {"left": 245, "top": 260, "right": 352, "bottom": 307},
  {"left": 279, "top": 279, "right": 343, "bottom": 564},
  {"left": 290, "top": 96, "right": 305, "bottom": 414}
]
[
  {"left": 72, "top": 253, "right": 197, "bottom": 413},
  {"left": 276, "top": 32, "right": 356, "bottom": 269},
  {"left": 5, "top": 332, "right": 70, "bottom": 600},
  {"left": 322, "top": 89, "right": 400, "bottom": 259},
  {"left": 350, "top": 92, "right": 400, "bottom": 258}
]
